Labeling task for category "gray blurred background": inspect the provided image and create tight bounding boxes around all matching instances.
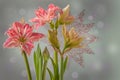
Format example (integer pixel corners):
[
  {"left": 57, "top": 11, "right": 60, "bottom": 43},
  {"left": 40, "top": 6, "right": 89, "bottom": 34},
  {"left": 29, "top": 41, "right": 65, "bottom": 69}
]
[{"left": 0, "top": 0, "right": 120, "bottom": 80}]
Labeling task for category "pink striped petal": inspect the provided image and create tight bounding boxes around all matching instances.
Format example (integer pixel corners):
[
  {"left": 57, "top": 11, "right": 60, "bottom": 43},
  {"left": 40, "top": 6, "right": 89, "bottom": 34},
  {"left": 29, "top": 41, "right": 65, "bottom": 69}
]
[
  {"left": 3, "top": 38, "right": 19, "bottom": 48},
  {"left": 6, "top": 29, "right": 18, "bottom": 38},
  {"left": 22, "top": 42, "right": 34, "bottom": 55},
  {"left": 12, "top": 22, "right": 24, "bottom": 36},
  {"left": 23, "top": 24, "right": 33, "bottom": 37},
  {"left": 30, "top": 33, "right": 44, "bottom": 42},
  {"left": 35, "top": 8, "right": 47, "bottom": 17},
  {"left": 30, "top": 17, "right": 40, "bottom": 23},
  {"left": 30, "top": 17, "right": 46, "bottom": 29}
]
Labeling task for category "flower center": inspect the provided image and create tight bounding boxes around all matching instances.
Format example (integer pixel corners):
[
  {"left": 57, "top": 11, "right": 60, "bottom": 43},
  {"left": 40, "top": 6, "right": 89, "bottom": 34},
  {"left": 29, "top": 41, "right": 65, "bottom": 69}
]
[{"left": 19, "top": 37, "right": 26, "bottom": 43}]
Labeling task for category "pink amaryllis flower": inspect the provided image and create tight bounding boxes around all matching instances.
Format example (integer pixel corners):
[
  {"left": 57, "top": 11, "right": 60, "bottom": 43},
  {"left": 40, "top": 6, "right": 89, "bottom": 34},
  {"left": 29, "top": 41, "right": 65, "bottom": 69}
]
[
  {"left": 30, "top": 4, "right": 61, "bottom": 29},
  {"left": 3, "top": 19, "right": 44, "bottom": 55}
]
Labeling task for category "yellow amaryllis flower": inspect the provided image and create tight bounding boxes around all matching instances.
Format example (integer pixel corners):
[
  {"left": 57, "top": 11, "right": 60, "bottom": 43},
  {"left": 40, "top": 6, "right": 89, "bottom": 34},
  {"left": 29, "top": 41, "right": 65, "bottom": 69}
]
[
  {"left": 62, "top": 25, "right": 84, "bottom": 52},
  {"left": 58, "top": 4, "right": 74, "bottom": 25}
]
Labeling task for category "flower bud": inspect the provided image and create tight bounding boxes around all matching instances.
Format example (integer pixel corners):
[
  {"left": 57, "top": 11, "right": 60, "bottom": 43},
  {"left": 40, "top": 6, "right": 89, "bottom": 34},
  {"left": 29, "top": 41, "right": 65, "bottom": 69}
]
[
  {"left": 58, "top": 4, "right": 74, "bottom": 25},
  {"left": 43, "top": 47, "right": 50, "bottom": 61},
  {"left": 48, "top": 30, "right": 60, "bottom": 50}
]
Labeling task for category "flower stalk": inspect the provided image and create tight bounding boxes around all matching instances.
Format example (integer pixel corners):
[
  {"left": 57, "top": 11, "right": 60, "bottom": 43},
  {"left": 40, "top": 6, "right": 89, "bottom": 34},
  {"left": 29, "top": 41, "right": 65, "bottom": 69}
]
[
  {"left": 60, "top": 55, "right": 64, "bottom": 80},
  {"left": 54, "top": 51, "right": 59, "bottom": 80},
  {"left": 22, "top": 51, "right": 32, "bottom": 80}
]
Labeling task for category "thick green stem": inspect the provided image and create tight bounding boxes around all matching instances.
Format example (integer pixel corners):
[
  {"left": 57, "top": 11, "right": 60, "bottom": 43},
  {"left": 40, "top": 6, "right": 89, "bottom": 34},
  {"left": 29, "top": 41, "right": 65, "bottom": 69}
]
[
  {"left": 60, "top": 56, "right": 64, "bottom": 80},
  {"left": 54, "top": 51, "right": 59, "bottom": 80},
  {"left": 22, "top": 51, "right": 32, "bottom": 80},
  {"left": 42, "top": 61, "right": 47, "bottom": 80}
]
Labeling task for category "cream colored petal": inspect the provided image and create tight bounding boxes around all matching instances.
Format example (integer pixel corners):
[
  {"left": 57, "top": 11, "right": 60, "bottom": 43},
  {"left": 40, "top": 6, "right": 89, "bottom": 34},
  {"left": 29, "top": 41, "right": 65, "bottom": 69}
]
[{"left": 62, "top": 4, "right": 70, "bottom": 17}]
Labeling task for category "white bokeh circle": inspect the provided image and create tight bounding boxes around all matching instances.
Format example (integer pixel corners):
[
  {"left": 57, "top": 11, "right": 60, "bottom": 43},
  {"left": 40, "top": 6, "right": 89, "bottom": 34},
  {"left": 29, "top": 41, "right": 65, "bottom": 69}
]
[{"left": 72, "top": 71, "right": 79, "bottom": 79}]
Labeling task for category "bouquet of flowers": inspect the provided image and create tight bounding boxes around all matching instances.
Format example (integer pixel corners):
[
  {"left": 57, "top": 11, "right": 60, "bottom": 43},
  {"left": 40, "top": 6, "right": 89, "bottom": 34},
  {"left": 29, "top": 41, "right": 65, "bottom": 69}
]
[{"left": 3, "top": 4, "right": 96, "bottom": 80}]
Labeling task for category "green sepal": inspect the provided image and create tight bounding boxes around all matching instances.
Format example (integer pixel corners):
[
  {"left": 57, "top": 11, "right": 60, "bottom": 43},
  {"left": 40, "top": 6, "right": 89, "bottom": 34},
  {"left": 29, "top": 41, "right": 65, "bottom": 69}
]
[
  {"left": 55, "top": 19, "right": 59, "bottom": 29},
  {"left": 50, "top": 21, "right": 55, "bottom": 29}
]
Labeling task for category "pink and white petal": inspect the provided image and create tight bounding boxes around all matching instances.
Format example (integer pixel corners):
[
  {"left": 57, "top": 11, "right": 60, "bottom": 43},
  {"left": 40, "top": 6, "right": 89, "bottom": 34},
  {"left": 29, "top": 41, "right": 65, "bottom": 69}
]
[
  {"left": 48, "top": 4, "right": 60, "bottom": 11},
  {"left": 48, "top": 4, "right": 55, "bottom": 8},
  {"left": 12, "top": 22, "right": 23, "bottom": 32},
  {"left": 22, "top": 42, "right": 34, "bottom": 55},
  {"left": 23, "top": 24, "right": 33, "bottom": 37},
  {"left": 34, "top": 22, "right": 45, "bottom": 29},
  {"left": 48, "top": 4, "right": 61, "bottom": 16},
  {"left": 12, "top": 22, "right": 24, "bottom": 36},
  {"left": 3, "top": 38, "right": 19, "bottom": 48},
  {"left": 30, "top": 17, "right": 46, "bottom": 28},
  {"left": 30, "top": 17, "right": 40, "bottom": 23},
  {"left": 6, "top": 29, "right": 19, "bottom": 38},
  {"left": 30, "top": 33, "right": 44, "bottom": 42},
  {"left": 35, "top": 8, "right": 47, "bottom": 17}
]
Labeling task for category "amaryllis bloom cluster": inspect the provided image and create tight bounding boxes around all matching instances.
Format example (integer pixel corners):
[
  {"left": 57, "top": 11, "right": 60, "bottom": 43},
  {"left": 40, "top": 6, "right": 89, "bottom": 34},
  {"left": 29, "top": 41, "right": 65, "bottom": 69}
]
[
  {"left": 3, "top": 19, "right": 44, "bottom": 55},
  {"left": 30, "top": 4, "right": 61, "bottom": 29},
  {"left": 2, "top": 4, "right": 97, "bottom": 80}
]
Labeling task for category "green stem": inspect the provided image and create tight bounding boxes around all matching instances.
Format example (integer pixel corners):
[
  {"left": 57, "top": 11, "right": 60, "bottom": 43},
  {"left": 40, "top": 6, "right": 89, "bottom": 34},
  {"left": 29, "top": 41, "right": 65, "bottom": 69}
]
[
  {"left": 22, "top": 51, "right": 32, "bottom": 80},
  {"left": 42, "top": 61, "right": 47, "bottom": 80},
  {"left": 54, "top": 51, "right": 59, "bottom": 80},
  {"left": 60, "top": 56, "right": 64, "bottom": 80}
]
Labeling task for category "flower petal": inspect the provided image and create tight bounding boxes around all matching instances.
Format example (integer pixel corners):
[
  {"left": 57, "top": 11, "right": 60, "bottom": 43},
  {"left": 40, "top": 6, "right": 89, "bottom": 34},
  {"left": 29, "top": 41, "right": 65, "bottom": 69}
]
[
  {"left": 6, "top": 28, "right": 19, "bottom": 38},
  {"left": 30, "top": 17, "right": 46, "bottom": 29},
  {"left": 35, "top": 8, "right": 47, "bottom": 18},
  {"left": 30, "top": 33, "right": 44, "bottom": 42},
  {"left": 3, "top": 38, "right": 19, "bottom": 48},
  {"left": 23, "top": 24, "right": 33, "bottom": 37},
  {"left": 22, "top": 42, "right": 34, "bottom": 55},
  {"left": 12, "top": 22, "right": 24, "bottom": 36}
]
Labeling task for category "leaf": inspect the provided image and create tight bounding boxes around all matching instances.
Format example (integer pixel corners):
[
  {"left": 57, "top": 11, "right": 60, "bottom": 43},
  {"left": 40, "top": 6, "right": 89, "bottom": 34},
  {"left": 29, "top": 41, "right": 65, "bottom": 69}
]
[
  {"left": 39, "top": 56, "right": 42, "bottom": 80},
  {"left": 33, "top": 44, "right": 43, "bottom": 80},
  {"left": 34, "top": 51, "right": 37, "bottom": 70},
  {"left": 50, "top": 57, "right": 56, "bottom": 75},
  {"left": 37, "top": 44, "right": 41, "bottom": 57},
  {"left": 63, "top": 56, "right": 68, "bottom": 73},
  {"left": 47, "top": 68, "right": 54, "bottom": 80},
  {"left": 33, "top": 51, "right": 37, "bottom": 74},
  {"left": 34, "top": 51, "right": 39, "bottom": 80}
]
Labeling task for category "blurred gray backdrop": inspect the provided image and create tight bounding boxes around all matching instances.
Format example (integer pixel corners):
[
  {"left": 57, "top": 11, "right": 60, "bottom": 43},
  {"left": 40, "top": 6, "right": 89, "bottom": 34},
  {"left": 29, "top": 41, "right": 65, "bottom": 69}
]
[{"left": 0, "top": 0, "right": 120, "bottom": 80}]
